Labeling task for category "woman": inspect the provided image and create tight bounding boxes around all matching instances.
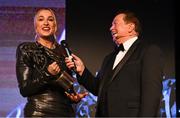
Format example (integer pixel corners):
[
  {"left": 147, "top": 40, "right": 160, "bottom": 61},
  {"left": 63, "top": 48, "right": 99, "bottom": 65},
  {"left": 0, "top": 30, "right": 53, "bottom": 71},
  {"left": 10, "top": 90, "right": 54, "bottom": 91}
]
[{"left": 16, "top": 8, "right": 87, "bottom": 117}]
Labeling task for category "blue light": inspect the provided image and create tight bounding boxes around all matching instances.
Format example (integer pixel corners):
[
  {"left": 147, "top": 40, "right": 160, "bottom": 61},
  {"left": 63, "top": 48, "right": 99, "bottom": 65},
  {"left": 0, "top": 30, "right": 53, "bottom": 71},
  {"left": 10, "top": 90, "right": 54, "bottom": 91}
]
[
  {"left": 58, "top": 29, "right": 65, "bottom": 44},
  {"left": 6, "top": 103, "right": 25, "bottom": 118}
]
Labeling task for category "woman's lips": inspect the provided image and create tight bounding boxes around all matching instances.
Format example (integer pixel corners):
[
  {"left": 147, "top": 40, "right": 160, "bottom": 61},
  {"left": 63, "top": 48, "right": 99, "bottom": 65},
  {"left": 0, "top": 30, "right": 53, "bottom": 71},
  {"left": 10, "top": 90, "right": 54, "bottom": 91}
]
[{"left": 42, "top": 27, "right": 50, "bottom": 31}]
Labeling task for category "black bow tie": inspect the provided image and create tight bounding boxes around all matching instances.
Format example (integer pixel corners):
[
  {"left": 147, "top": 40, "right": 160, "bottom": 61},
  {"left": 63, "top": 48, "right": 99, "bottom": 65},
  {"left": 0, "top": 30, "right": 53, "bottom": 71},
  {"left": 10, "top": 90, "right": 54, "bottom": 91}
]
[{"left": 114, "top": 44, "right": 125, "bottom": 54}]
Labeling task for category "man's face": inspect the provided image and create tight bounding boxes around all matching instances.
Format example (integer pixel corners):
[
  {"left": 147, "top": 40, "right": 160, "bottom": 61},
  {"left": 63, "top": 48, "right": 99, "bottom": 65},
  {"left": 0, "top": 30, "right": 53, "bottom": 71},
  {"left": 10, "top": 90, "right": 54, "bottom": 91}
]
[
  {"left": 110, "top": 14, "right": 131, "bottom": 44},
  {"left": 34, "top": 10, "right": 57, "bottom": 38}
]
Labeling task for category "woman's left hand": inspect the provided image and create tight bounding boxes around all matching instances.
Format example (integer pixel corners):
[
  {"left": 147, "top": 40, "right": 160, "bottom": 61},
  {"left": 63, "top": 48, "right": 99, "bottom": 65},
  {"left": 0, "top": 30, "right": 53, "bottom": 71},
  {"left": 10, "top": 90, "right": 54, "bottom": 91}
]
[{"left": 65, "top": 92, "right": 88, "bottom": 103}]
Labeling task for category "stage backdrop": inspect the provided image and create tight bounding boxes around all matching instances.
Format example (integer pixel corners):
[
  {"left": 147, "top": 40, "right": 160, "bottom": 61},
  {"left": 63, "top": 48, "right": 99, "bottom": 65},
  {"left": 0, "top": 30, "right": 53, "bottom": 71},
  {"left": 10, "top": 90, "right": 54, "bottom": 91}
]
[{"left": 0, "top": 1, "right": 65, "bottom": 117}]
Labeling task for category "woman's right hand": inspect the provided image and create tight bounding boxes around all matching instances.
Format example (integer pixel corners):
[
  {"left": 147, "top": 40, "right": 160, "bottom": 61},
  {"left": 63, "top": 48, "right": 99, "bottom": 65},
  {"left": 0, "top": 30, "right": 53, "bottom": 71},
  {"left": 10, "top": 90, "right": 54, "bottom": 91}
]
[
  {"left": 65, "top": 54, "right": 85, "bottom": 76},
  {"left": 47, "top": 62, "right": 61, "bottom": 75}
]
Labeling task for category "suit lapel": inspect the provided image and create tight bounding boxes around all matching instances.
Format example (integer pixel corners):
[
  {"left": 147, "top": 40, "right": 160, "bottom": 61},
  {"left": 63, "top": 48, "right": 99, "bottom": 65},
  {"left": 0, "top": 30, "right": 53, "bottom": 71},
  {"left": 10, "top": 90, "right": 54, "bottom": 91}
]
[
  {"left": 98, "top": 52, "right": 116, "bottom": 93},
  {"left": 107, "top": 39, "right": 141, "bottom": 85},
  {"left": 96, "top": 52, "right": 116, "bottom": 114}
]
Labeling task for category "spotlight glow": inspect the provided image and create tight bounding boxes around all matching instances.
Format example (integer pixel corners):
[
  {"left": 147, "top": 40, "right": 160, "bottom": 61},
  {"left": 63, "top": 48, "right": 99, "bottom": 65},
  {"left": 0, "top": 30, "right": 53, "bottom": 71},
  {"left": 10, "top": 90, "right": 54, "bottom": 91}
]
[{"left": 58, "top": 29, "right": 65, "bottom": 44}]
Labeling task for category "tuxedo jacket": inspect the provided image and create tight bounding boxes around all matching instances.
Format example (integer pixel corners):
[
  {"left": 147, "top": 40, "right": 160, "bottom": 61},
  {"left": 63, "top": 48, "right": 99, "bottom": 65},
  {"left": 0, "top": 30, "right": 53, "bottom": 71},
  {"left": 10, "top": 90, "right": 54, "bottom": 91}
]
[{"left": 78, "top": 39, "right": 164, "bottom": 117}]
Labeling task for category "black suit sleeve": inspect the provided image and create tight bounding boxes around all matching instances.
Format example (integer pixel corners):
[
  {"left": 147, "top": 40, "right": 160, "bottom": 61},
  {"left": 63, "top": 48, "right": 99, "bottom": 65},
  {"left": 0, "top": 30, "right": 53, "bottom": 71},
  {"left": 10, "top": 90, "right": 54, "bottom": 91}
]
[
  {"left": 140, "top": 45, "right": 164, "bottom": 116},
  {"left": 78, "top": 67, "right": 100, "bottom": 96}
]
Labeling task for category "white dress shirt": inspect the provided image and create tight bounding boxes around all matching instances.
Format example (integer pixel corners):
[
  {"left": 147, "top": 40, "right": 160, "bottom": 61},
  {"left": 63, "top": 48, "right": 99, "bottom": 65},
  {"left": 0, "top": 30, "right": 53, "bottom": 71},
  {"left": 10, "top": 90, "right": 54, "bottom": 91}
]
[{"left": 112, "top": 36, "right": 138, "bottom": 69}]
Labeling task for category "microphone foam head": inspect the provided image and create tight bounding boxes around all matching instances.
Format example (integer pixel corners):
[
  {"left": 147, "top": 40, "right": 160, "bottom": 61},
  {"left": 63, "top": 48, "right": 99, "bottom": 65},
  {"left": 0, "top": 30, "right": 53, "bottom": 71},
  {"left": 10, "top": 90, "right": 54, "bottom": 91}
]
[{"left": 61, "top": 40, "right": 68, "bottom": 47}]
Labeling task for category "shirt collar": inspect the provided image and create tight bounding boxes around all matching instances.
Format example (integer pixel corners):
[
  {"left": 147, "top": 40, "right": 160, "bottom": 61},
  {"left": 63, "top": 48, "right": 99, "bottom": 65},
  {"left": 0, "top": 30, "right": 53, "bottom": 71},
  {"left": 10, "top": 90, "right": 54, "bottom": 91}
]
[{"left": 123, "top": 36, "right": 138, "bottom": 51}]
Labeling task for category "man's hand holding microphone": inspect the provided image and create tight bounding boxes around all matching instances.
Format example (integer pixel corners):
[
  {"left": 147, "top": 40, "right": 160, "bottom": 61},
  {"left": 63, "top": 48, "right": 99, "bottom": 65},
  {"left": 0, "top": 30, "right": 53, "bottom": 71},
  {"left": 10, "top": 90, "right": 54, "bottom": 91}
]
[{"left": 61, "top": 40, "right": 87, "bottom": 103}]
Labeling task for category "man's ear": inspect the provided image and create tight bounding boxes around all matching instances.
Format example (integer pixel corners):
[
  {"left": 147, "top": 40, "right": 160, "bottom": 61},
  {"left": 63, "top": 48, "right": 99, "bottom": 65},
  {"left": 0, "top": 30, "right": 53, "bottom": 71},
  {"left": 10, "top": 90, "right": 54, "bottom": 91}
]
[{"left": 128, "top": 23, "right": 135, "bottom": 33}]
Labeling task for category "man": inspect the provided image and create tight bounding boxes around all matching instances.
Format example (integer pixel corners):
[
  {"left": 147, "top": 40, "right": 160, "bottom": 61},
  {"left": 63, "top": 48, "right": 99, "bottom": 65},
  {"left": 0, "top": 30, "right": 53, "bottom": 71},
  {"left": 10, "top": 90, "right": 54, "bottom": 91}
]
[{"left": 66, "top": 10, "right": 164, "bottom": 117}]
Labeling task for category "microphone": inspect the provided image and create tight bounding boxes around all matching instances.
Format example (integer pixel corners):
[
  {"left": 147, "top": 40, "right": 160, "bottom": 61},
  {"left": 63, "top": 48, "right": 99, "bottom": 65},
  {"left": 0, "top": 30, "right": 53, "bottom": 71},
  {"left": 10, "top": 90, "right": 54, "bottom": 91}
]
[
  {"left": 61, "top": 40, "right": 72, "bottom": 57},
  {"left": 61, "top": 40, "right": 76, "bottom": 73}
]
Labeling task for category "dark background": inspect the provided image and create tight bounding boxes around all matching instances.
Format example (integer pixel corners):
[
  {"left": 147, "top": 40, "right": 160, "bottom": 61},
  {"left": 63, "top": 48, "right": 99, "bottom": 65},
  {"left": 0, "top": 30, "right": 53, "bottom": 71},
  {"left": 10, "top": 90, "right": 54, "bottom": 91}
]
[{"left": 66, "top": 0, "right": 175, "bottom": 77}]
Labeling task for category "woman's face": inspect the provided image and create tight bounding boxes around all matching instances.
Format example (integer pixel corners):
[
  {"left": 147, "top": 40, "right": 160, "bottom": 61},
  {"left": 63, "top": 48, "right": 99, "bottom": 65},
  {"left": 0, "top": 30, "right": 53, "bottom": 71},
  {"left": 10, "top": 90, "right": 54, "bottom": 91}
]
[{"left": 34, "top": 9, "right": 57, "bottom": 38}]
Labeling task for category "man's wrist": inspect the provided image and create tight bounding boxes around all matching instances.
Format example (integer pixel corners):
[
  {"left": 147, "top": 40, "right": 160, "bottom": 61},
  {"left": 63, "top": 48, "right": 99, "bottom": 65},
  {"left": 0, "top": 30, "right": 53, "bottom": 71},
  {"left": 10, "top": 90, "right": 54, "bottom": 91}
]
[{"left": 79, "top": 66, "right": 85, "bottom": 76}]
